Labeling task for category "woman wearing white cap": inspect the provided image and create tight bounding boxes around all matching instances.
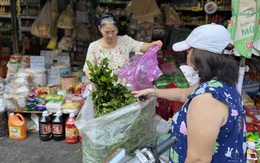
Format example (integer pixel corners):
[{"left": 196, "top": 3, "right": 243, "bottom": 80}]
[{"left": 132, "top": 24, "right": 246, "bottom": 163}]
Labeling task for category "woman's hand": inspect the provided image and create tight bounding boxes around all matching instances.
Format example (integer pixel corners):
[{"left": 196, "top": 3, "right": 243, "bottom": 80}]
[
  {"left": 131, "top": 88, "right": 154, "bottom": 101},
  {"left": 141, "top": 40, "right": 163, "bottom": 53},
  {"left": 151, "top": 40, "right": 163, "bottom": 49}
]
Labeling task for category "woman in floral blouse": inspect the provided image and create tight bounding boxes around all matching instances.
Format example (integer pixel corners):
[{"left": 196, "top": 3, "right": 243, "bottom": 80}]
[{"left": 83, "top": 13, "right": 162, "bottom": 79}]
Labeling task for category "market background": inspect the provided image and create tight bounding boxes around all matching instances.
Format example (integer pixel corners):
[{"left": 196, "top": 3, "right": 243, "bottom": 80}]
[{"left": 0, "top": 0, "right": 260, "bottom": 162}]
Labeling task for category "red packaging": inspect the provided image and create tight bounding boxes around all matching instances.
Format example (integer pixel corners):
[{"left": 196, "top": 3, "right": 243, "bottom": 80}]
[{"left": 65, "top": 113, "right": 79, "bottom": 144}]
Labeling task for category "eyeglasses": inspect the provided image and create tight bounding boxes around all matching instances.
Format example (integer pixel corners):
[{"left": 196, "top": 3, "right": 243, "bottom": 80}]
[{"left": 102, "top": 30, "right": 118, "bottom": 36}]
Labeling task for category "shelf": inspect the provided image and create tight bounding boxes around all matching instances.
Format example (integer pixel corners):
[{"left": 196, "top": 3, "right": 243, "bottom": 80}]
[
  {"left": 0, "top": 3, "right": 10, "bottom": 6},
  {"left": 20, "top": 3, "right": 40, "bottom": 6},
  {"left": 0, "top": 14, "right": 11, "bottom": 18},
  {"left": 175, "top": 7, "right": 230, "bottom": 12},
  {"left": 12, "top": 110, "right": 78, "bottom": 114},
  {"left": 0, "top": 27, "right": 11, "bottom": 31},
  {"left": 98, "top": 0, "right": 130, "bottom": 5},
  {"left": 13, "top": 110, "right": 43, "bottom": 113},
  {"left": 20, "top": 26, "right": 31, "bottom": 32},
  {"left": 19, "top": 15, "right": 37, "bottom": 19},
  {"left": 175, "top": 7, "right": 203, "bottom": 12}
]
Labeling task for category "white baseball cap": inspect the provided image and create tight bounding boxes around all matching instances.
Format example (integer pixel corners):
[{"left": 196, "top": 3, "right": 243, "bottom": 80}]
[{"left": 172, "top": 23, "right": 233, "bottom": 54}]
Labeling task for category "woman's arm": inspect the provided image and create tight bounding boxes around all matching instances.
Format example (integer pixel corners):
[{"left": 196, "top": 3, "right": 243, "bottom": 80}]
[
  {"left": 140, "top": 40, "right": 163, "bottom": 53},
  {"left": 185, "top": 93, "right": 228, "bottom": 163},
  {"left": 132, "top": 84, "right": 199, "bottom": 103}
]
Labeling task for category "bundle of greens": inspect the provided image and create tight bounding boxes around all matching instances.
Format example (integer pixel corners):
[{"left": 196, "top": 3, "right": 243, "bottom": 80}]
[{"left": 86, "top": 58, "right": 137, "bottom": 117}]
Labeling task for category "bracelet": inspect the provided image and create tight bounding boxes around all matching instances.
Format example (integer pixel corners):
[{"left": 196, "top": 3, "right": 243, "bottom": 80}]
[{"left": 152, "top": 87, "right": 156, "bottom": 97}]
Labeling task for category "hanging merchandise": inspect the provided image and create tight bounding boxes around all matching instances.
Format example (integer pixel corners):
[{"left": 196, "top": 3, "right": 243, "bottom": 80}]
[
  {"left": 39, "top": 110, "right": 52, "bottom": 141},
  {"left": 227, "top": 0, "right": 258, "bottom": 58},
  {"left": 126, "top": 0, "right": 161, "bottom": 23},
  {"left": 65, "top": 112, "right": 79, "bottom": 144},
  {"left": 57, "top": 5, "right": 74, "bottom": 29},
  {"left": 161, "top": 4, "right": 181, "bottom": 26},
  {"left": 52, "top": 111, "right": 65, "bottom": 141},
  {"left": 47, "top": 0, "right": 60, "bottom": 50},
  {"left": 8, "top": 113, "right": 27, "bottom": 140},
  {"left": 252, "top": 0, "right": 260, "bottom": 56},
  {"left": 31, "top": 1, "right": 53, "bottom": 38}
]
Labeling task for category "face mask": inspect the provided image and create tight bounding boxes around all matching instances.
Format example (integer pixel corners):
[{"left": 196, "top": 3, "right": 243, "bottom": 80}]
[{"left": 179, "top": 65, "right": 200, "bottom": 87}]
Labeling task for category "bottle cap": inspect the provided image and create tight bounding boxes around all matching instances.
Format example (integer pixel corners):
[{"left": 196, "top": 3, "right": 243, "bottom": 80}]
[
  {"left": 42, "top": 110, "right": 51, "bottom": 116},
  {"left": 10, "top": 113, "right": 15, "bottom": 116},
  {"left": 54, "top": 110, "right": 62, "bottom": 116},
  {"left": 69, "top": 112, "right": 75, "bottom": 118}
]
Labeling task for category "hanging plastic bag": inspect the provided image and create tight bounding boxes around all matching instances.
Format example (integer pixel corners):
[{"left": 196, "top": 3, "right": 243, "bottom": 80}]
[
  {"left": 117, "top": 45, "right": 163, "bottom": 91},
  {"left": 31, "top": 1, "right": 52, "bottom": 38},
  {"left": 57, "top": 5, "right": 74, "bottom": 29}
]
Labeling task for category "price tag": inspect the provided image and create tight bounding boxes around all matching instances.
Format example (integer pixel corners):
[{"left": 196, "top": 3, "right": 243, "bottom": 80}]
[
  {"left": 40, "top": 50, "right": 54, "bottom": 65},
  {"left": 47, "top": 68, "right": 61, "bottom": 85},
  {"left": 57, "top": 55, "right": 70, "bottom": 66},
  {"left": 30, "top": 56, "right": 45, "bottom": 69}
]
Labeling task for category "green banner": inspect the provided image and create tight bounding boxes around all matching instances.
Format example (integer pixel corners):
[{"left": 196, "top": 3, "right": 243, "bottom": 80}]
[
  {"left": 227, "top": 0, "right": 257, "bottom": 58},
  {"left": 252, "top": 0, "right": 260, "bottom": 56}
]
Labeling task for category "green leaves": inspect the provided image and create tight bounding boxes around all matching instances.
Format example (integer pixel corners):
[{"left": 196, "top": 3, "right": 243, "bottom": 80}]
[{"left": 87, "top": 58, "right": 136, "bottom": 117}]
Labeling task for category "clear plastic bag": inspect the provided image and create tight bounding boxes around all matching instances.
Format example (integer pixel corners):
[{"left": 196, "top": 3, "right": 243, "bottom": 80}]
[
  {"left": 117, "top": 45, "right": 162, "bottom": 91},
  {"left": 75, "top": 97, "right": 157, "bottom": 163}
]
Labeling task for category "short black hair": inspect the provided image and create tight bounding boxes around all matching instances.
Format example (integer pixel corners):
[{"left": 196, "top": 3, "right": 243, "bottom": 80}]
[{"left": 191, "top": 48, "right": 239, "bottom": 86}]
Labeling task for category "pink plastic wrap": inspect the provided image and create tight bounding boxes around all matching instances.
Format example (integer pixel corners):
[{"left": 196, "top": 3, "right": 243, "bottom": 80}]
[{"left": 118, "top": 45, "right": 162, "bottom": 91}]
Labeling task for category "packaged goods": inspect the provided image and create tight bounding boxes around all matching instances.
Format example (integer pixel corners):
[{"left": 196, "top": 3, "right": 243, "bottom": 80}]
[
  {"left": 37, "top": 84, "right": 61, "bottom": 94},
  {"left": 31, "top": 1, "right": 52, "bottom": 38},
  {"left": 8, "top": 113, "right": 27, "bottom": 140},
  {"left": 61, "top": 75, "right": 78, "bottom": 91},
  {"left": 39, "top": 111, "right": 52, "bottom": 141},
  {"left": 57, "top": 5, "right": 74, "bottom": 29},
  {"left": 52, "top": 111, "right": 65, "bottom": 141},
  {"left": 5, "top": 97, "right": 16, "bottom": 112},
  {"left": 46, "top": 100, "right": 63, "bottom": 113},
  {"left": 24, "top": 68, "right": 47, "bottom": 86},
  {"left": 45, "top": 94, "right": 63, "bottom": 102},
  {"left": 65, "top": 113, "right": 79, "bottom": 144},
  {"left": 15, "top": 95, "right": 27, "bottom": 111}
]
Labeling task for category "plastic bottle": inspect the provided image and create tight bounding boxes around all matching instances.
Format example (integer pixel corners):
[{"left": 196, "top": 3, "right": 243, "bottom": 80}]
[
  {"left": 65, "top": 113, "right": 79, "bottom": 144},
  {"left": 39, "top": 110, "right": 52, "bottom": 141},
  {"left": 168, "top": 117, "right": 172, "bottom": 132},
  {"left": 247, "top": 138, "right": 258, "bottom": 163},
  {"left": 52, "top": 111, "right": 65, "bottom": 141},
  {"left": 8, "top": 113, "right": 27, "bottom": 140}
]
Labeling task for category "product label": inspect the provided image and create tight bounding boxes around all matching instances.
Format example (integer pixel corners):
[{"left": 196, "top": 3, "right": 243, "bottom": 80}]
[
  {"left": 9, "top": 126, "right": 21, "bottom": 137},
  {"left": 65, "top": 127, "right": 78, "bottom": 138},
  {"left": 40, "top": 124, "right": 52, "bottom": 134},
  {"left": 52, "top": 124, "right": 63, "bottom": 134}
]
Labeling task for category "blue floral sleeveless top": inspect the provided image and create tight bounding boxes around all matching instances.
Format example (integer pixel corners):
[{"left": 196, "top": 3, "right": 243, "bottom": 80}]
[{"left": 169, "top": 79, "right": 247, "bottom": 163}]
